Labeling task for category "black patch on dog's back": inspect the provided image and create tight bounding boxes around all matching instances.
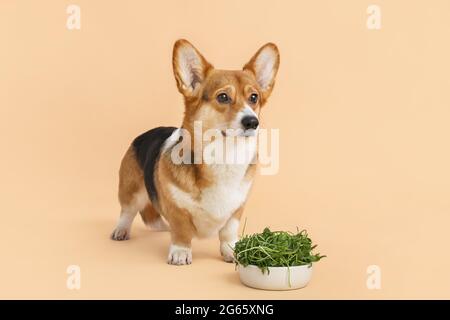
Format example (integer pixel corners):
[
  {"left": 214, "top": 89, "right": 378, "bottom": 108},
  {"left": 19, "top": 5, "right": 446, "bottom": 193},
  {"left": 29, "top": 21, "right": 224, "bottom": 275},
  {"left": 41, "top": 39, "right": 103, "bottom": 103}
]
[{"left": 132, "top": 127, "right": 177, "bottom": 202}]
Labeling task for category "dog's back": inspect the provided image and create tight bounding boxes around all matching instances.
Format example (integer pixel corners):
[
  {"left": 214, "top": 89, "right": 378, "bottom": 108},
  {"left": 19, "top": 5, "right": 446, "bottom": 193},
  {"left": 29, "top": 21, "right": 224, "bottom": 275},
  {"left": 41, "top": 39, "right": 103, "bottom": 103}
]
[{"left": 132, "top": 126, "right": 177, "bottom": 202}]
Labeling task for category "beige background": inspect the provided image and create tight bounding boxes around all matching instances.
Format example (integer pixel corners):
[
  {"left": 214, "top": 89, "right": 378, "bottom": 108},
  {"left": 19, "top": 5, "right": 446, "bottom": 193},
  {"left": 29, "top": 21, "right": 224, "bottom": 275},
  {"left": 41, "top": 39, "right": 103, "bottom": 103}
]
[{"left": 1, "top": 0, "right": 450, "bottom": 299}]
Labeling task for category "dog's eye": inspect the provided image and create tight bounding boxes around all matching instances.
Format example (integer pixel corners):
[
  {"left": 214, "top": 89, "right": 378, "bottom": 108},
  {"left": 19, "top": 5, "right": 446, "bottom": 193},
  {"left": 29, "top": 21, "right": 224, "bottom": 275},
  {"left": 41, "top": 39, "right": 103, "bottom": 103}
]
[
  {"left": 249, "top": 93, "right": 259, "bottom": 104},
  {"left": 216, "top": 93, "right": 231, "bottom": 104}
]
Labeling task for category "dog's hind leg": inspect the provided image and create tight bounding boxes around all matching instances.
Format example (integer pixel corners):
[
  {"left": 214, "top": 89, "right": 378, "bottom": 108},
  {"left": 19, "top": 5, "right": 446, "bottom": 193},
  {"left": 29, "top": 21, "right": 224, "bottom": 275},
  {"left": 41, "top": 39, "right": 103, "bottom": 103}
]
[
  {"left": 111, "top": 187, "right": 149, "bottom": 240},
  {"left": 139, "top": 203, "right": 170, "bottom": 231},
  {"left": 111, "top": 146, "right": 147, "bottom": 241},
  {"left": 111, "top": 207, "right": 139, "bottom": 241}
]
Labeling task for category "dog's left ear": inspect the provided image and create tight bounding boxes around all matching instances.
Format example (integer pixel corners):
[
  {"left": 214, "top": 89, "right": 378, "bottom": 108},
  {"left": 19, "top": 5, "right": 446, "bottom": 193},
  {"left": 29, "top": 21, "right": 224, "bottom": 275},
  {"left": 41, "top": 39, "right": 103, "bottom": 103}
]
[
  {"left": 173, "top": 39, "right": 213, "bottom": 97},
  {"left": 243, "top": 43, "right": 280, "bottom": 100}
]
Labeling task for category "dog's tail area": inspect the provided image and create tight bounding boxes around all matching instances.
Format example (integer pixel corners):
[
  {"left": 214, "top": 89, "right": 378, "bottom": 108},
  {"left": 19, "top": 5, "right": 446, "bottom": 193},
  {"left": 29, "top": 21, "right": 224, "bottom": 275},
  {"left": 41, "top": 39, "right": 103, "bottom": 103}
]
[{"left": 139, "top": 203, "right": 170, "bottom": 231}]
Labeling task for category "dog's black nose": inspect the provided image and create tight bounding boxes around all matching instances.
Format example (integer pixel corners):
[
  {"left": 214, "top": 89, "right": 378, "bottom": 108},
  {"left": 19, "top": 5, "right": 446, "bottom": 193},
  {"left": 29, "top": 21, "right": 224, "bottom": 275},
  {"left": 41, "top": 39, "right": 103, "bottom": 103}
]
[{"left": 241, "top": 116, "right": 259, "bottom": 130}]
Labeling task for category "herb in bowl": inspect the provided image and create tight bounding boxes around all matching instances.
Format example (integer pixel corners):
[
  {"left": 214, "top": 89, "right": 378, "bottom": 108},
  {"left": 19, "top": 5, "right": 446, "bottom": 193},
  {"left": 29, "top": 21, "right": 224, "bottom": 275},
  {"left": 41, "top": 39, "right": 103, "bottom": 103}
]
[{"left": 233, "top": 227, "right": 325, "bottom": 274}]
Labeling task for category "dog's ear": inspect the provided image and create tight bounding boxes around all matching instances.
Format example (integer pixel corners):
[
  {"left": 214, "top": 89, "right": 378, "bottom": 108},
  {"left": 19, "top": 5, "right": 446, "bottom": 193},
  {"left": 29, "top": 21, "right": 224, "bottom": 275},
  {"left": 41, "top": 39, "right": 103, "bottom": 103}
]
[
  {"left": 243, "top": 43, "right": 280, "bottom": 100},
  {"left": 173, "top": 39, "right": 213, "bottom": 97}
]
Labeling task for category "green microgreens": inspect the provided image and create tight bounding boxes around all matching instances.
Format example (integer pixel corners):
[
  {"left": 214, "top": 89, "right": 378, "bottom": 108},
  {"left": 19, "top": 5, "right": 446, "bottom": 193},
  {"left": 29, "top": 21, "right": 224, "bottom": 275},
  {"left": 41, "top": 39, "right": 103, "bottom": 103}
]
[{"left": 233, "top": 227, "right": 325, "bottom": 275}]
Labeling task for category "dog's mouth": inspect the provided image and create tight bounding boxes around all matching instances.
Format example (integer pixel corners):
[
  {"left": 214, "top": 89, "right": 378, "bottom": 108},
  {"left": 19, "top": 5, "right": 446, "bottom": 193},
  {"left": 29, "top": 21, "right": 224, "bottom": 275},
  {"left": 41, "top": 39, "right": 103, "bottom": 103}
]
[{"left": 221, "top": 129, "right": 257, "bottom": 137}]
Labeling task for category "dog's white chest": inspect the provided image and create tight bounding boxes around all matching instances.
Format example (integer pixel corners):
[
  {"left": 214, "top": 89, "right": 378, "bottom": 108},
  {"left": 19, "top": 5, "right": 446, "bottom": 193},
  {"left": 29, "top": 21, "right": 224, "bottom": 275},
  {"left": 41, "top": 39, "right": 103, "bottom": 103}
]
[
  {"left": 201, "top": 164, "right": 251, "bottom": 217},
  {"left": 169, "top": 164, "right": 252, "bottom": 237}
]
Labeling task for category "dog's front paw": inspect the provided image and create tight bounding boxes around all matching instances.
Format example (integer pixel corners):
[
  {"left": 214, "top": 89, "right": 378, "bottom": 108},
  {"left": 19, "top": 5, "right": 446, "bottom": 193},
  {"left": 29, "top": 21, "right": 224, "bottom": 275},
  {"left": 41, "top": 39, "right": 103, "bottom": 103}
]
[
  {"left": 167, "top": 244, "right": 192, "bottom": 265},
  {"left": 111, "top": 227, "right": 130, "bottom": 241},
  {"left": 220, "top": 242, "right": 236, "bottom": 263}
]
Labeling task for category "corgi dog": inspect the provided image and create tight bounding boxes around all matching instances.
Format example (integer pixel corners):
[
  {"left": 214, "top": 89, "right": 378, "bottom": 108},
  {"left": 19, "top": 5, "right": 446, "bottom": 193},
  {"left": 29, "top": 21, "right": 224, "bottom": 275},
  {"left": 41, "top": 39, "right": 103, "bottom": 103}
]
[{"left": 111, "top": 39, "right": 280, "bottom": 265}]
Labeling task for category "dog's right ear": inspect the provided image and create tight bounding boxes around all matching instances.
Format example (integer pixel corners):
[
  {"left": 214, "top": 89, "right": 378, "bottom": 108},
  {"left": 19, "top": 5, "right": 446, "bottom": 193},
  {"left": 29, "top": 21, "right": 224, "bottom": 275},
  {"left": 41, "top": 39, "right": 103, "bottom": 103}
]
[{"left": 172, "top": 39, "right": 212, "bottom": 97}]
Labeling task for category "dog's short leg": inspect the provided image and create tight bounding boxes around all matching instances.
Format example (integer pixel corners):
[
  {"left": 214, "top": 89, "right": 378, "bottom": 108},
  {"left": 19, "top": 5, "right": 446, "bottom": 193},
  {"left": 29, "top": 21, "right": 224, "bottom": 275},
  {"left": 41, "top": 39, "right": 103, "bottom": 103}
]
[
  {"left": 219, "top": 219, "right": 239, "bottom": 262},
  {"left": 167, "top": 211, "right": 195, "bottom": 265},
  {"left": 111, "top": 208, "right": 138, "bottom": 241},
  {"left": 139, "top": 203, "right": 170, "bottom": 231},
  {"left": 113, "top": 146, "right": 147, "bottom": 241},
  {"left": 112, "top": 188, "right": 149, "bottom": 241},
  {"left": 219, "top": 208, "right": 243, "bottom": 262}
]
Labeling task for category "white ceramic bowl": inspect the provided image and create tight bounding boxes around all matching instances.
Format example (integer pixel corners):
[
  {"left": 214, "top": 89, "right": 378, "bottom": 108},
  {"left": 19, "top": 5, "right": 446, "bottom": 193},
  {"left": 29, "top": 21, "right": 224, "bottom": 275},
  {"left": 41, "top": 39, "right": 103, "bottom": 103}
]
[{"left": 238, "top": 264, "right": 312, "bottom": 290}]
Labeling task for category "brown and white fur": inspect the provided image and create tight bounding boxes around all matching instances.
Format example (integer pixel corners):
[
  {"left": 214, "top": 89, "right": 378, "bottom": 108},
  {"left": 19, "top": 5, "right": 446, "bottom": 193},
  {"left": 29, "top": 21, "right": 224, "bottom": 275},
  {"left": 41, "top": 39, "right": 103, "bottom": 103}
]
[{"left": 111, "top": 39, "right": 280, "bottom": 265}]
